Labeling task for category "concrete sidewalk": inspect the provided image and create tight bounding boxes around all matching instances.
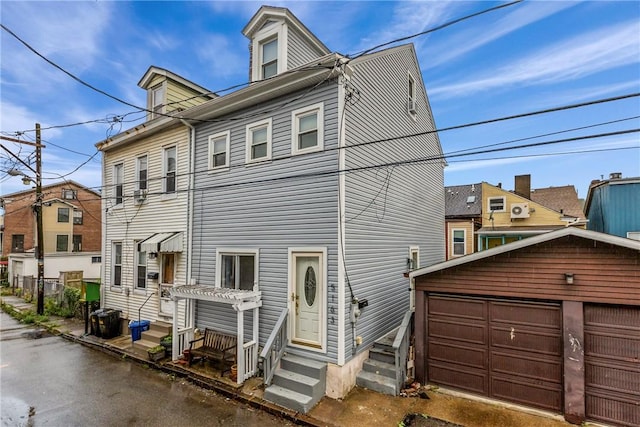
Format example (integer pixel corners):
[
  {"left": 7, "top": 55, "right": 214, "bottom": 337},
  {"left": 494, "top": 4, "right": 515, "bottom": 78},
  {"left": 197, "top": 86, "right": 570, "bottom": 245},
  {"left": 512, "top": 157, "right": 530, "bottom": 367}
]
[{"left": 1, "top": 294, "right": 572, "bottom": 427}]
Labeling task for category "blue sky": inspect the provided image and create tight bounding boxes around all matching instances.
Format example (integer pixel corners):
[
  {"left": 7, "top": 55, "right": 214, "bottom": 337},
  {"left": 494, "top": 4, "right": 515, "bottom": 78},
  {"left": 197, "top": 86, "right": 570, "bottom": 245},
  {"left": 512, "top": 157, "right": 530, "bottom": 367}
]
[{"left": 1, "top": 1, "right": 639, "bottom": 200}]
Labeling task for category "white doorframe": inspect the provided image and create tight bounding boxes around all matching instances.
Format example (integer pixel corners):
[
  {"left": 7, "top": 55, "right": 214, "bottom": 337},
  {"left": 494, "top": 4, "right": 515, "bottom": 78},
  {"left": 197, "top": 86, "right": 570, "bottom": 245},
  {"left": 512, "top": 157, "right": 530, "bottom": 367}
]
[
  {"left": 288, "top": 247, "right": 327, "bottom": 353},
  {"left": 409, "top": 246, "right": 419, "bottom": 311}
]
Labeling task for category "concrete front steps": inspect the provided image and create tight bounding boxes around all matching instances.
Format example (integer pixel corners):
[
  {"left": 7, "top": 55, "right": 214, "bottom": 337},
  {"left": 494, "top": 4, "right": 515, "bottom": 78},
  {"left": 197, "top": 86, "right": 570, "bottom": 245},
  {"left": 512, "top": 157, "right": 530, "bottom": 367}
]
[
  {"left": 131, "top": 321, "right": 172, "bottom": 358},
  {"left": 356, "top": 330, "right": 399, "bottom": 396},
  {"left": 264, "top": 354, "right": 327, "bottom": 414}
]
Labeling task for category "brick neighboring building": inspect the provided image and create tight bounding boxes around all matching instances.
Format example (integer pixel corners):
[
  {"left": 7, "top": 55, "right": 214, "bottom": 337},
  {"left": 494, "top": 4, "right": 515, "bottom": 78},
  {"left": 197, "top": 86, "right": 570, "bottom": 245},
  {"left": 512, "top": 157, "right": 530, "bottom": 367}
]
[{"left": 1, "top": 181, "right": 101, "bottom": 256}]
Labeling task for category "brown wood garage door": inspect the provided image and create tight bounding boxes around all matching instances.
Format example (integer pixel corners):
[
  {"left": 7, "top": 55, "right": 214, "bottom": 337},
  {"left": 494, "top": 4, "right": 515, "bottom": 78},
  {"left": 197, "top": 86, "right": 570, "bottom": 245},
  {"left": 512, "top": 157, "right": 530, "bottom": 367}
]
[
  {"left": 427, "top": 294, "right": 563, "bottom": 412},
  {"left": 584, "top": 304, "right": 640, "bottom": 427}
]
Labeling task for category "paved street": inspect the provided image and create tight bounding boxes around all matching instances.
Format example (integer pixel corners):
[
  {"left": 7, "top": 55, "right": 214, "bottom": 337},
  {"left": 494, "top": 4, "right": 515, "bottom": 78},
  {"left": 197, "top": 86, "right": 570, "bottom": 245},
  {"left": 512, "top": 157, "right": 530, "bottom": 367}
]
[{"left": 0, "top": 311, "right": 292, "bottom": 427}]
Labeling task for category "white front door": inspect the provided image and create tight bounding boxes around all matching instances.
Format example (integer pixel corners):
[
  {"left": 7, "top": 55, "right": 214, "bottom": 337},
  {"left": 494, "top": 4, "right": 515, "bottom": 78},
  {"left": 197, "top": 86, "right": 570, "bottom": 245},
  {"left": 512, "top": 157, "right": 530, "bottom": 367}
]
[
  {"left": 159, "top": 253, "right": 174, "bottom": 317},
  {"left": 291, "top": 252, "right": 323, "bottom": 349}
]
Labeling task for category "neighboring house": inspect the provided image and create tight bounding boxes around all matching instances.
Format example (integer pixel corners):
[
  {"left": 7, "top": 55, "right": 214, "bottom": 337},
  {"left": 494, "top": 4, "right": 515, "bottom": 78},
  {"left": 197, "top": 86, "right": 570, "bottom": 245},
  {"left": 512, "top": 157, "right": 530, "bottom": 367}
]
[
  {"left": 96, "top": 66, "right": 215, "bottom": 324},
  {"left": 1, "top": 181, "right": 102, "bottom": 284},
  {"left": 584, "top": 172, "right": 640, "bottom": 240},
  {"left": 444, "top": 183, "right": 482, "bottom": 259},
  {"left": 98, "top": 5, "right": 445, "bottom": 413},
  {"left": 411, "top": 227, "right": 640, "bottom": 427},
  {"left": 478, "top": 175, "right": 585, "bottom": 250}
]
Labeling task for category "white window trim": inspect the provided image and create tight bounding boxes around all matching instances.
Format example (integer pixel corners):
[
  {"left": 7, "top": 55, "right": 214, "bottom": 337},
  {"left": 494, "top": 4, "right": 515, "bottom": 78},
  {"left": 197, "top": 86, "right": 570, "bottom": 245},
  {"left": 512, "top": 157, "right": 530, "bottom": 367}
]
[
  {"left": 409, "top": 246, "right": 419, "bottom": 270},
  {"left": 291, "top": 102, "right": 324, "bottom": 155},
  {"left": 113, "top": 163, "right": 124, "bottom": 208},
  {"left": 287, "top": 247, "right": 327, "bottom": 353},
  {"left": 136, "top": 154, "right": 148, "bottom": 192},
  {"left": 112, "top": 242, "right": 123, "bottom": 289},
  {"left": 451, "top": 229, "right": 466, "bottom": 257},
  {"left": 208, "top": 131, "right": 230, "bottom": 172},
  {"left": 407, "top": 71, "right": 417, "bottom": 119},
  {"left": 149, "top": 83, "right": 166, "bottom": 119},
  {"left": 487, "top": 196, "right": 506, "bottom": 212},
  {"left": 134, "top": 241, "right": 147, "bottom": 293},
  {"left": 251, "top": 23, "right": 286, "bottom": 81},
  {"left": 245, "top": 118, "right": 272, "bottom": 164},
  {"left": 215, "top": 248, "right": 260, "bottom": 290},
  {"left": 162, "top": 145, "right": 178, "bottom": 199}
]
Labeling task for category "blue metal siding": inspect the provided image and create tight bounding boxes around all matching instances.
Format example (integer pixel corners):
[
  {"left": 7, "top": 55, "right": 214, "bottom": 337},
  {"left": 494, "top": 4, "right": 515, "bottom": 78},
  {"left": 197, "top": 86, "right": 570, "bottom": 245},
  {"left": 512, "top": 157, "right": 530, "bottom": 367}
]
[{"left": 588, "top": 183, "right": 640, "bottom": 238}]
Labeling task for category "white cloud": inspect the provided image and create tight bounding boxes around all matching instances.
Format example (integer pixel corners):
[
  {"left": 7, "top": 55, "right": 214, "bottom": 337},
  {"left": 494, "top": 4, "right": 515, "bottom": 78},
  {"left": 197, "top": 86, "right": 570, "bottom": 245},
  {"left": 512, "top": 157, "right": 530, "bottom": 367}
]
[
  {"left": 430, "top": 19, "right": 640, "bottom": 99},
  {"left": 195, "top": 34, "right": 246, "bottom": 80}
]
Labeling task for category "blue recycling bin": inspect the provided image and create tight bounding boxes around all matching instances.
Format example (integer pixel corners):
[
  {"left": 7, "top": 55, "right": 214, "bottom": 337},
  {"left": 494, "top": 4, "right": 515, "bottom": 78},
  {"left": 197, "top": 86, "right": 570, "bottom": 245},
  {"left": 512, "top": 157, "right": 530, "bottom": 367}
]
[{"left": 129, "top": 320, "right": 150, "bottom": 342}]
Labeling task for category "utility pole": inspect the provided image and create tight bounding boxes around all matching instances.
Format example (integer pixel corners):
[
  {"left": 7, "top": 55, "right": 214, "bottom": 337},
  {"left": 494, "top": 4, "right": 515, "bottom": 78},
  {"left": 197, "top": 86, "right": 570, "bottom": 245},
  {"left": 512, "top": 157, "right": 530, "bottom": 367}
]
[{"left": 35, "top": 123, "right": 44, "bottom": 315}]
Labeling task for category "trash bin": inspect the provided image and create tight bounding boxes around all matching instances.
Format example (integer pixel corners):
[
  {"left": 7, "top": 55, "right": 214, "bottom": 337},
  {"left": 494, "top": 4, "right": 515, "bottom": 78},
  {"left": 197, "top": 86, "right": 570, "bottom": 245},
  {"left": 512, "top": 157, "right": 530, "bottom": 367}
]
[
  {"left": 90, "top": 309, "right": 105, "bottom": 337},
  {"left": 98, "top": 309, "right": 121, "bottom": 339},
  {"left": 83, "top": 281, "right": 101, "bottom": 302},
  {"left": 129, "top": 320, "right": 150, "bottom": 342}
]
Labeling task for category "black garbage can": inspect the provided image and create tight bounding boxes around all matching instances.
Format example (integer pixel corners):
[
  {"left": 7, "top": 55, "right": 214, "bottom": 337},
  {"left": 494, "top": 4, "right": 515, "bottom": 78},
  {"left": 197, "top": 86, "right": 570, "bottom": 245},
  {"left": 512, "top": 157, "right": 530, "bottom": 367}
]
[
  {"left": 90, "top": 309, "right": 104, "bottom": 337},
  {"left": 98, "top": 309, "right": 122, "bottom": 339}
]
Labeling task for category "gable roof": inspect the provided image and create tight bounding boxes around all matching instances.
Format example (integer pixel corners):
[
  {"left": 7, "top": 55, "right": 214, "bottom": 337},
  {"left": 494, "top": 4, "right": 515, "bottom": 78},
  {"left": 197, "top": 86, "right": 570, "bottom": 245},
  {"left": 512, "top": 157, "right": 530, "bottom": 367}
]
[
  {"left": 445, "top": 183, "right": 482, "bottom": 217},
  {"left": 138, "top": 66, "right": 216, "bottom": 98},
  {"left": 410, "top": 227, "right": 640, "bottom": 278},
  {"left": 530, "top": 185, "right": 585, "bottom": 219}
]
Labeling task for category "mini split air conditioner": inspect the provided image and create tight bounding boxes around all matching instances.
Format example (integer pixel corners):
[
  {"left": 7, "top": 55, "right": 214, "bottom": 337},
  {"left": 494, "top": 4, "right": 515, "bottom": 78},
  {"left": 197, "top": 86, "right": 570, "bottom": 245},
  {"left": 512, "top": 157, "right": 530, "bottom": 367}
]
[
  {"left": 511, "top": 202, "right": 530, "bottom": 219},
  {"left": 133, "top": 189, "right": 147, "bottom": 204}
]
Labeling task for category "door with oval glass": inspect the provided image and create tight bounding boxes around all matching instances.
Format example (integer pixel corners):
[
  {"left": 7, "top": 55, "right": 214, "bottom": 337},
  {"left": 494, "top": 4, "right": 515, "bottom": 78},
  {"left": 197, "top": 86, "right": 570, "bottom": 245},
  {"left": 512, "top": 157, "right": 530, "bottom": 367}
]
[{"left": 291, "top": 252, "right": 323, "bottom": 348}]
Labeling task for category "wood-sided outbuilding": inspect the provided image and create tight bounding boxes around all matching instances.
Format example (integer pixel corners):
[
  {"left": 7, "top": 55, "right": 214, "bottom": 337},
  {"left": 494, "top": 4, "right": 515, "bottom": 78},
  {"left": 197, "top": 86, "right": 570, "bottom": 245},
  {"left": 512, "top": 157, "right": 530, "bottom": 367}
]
[{"left": 411, "top": 227, "right": 640, "bottom": 427}]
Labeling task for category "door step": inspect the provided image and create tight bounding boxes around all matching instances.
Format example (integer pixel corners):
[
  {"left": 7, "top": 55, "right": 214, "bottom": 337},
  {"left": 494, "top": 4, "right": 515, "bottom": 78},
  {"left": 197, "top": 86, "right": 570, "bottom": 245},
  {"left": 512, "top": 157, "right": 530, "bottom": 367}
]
[{"left": 264, "top": 354, "right": 326, "bottom": 414}]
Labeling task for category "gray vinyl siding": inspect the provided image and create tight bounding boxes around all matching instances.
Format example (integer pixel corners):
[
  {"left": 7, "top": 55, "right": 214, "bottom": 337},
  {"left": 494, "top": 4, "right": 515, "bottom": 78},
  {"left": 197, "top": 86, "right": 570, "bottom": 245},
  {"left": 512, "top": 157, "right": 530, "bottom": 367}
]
[
  {"left": 342, "top": 45, "right": 445, "bottom": 358},
  {"left": 191, "top": 82, "right": 342, "bottom": 363},
  {"left": 286, "top": 26, "right": 326, "bottom": 70}
]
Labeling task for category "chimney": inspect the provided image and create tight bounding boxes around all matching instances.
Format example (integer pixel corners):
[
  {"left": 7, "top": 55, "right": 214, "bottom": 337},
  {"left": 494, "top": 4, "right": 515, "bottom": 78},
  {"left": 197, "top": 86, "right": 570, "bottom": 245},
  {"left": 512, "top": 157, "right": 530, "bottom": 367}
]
[{"left": 514, "top": 174, "right": 531, "bottom": 199}]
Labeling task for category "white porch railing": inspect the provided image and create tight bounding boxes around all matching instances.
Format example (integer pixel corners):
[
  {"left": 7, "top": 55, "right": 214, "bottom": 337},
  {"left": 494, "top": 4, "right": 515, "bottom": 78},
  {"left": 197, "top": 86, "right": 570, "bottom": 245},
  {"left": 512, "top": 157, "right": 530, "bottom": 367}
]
[
  {"left": 392, "top": 310, "right": 414, "bottom": 395},
  {"left": 260, "top": 308, "right": 288, "bottom": 386},
  {"left": 242, "top": 340, "right": 258, "bottom": 381}
]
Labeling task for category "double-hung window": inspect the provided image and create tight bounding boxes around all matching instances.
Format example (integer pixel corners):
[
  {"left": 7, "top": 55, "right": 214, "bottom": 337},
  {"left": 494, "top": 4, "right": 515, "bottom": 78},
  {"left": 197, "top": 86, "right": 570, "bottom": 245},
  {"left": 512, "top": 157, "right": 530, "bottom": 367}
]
[
  {"left": 137, "top": 155, "right": 148, "bottom": 191},
  {"left": 114, "top": 163, "right": 124, "bottom": 206},
  {"left": 452, "top": 229, "right": 466, "bottom": 256},
  {"left": 292, "top": 103, "right": 324, "bottom": 154},
  {"left": 164, "top": 146, "right": 177, "bottom": 193},
  {"left": 261, "top": 38, "right": 278, "bottom": 79},
  {"left": 246, "top": 119, "right": 272, "bottom": 163},
  {"left": 217, "top": 250, "right": 258, "bottom": 291},
  {"left": 56, "top": 235, "right": 69, "bottom": 252},
  {"left": 58, "top": 207, "right": 70, "bottom": 223},
  {"left": 136, "top": 245, "right": 147, "bottom": 290},
  {"left": 112, "top": 242, "right": 122, "bottom": 287},
  {"left": 73, "top": 210, "right": 83, "bottom": 225},
  {"left": 62, "top": 189, "right": 77, "bottom": 200},
  {"left": 151, "top": 85, "right": 164, "bottom": 119},
  {"left": 11, "top": 234, "right": 24, "bottom": 253},
  {"left": 209, "top": 131, "right": 230, "bottom": 170}
]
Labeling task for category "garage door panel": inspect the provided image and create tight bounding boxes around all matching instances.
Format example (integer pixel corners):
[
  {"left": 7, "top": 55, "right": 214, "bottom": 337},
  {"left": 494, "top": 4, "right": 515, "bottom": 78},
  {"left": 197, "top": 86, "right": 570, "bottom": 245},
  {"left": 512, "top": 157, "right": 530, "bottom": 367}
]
[
  {"left": 429, "top": 340, "right": 487, "bottom": 369},
  {"left": 492, "top": 375, "right": 563, "bottom": 412},
  {"left": 586, "top": 359, "right": 640, "bottom": 396},
  {"left": 429, "top": 296, "right": 486, "bottom": 320},
  {"left": 586, "top": 391, "right": 640, "bottom": 427},
  {"left": 491, "top": 325, "right": 562, "bottom": 356},
  {"left": 491, "top": 301, "right": 561, "bottom": 329},
  {"left": 429, "top": 362, "right": 488, "bottom": 395},
  {"left": 429, "top": 318, "right": 487, "bottom": 345},
  {"left": 492, "top": 351, "right": 562, "bottom": 383},
  {"left": 585, "top": 330, "right": 640, "bottom": 362}
]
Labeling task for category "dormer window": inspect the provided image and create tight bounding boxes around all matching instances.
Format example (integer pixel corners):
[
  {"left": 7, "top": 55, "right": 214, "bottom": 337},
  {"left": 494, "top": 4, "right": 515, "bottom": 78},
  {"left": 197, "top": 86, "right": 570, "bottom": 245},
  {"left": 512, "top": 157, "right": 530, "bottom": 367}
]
[
  {"left": 151, "top": 84, "right": 164, "bottom": 118},
  {"left": 261, "top": 38, "right": 278, "bottom": 79}
]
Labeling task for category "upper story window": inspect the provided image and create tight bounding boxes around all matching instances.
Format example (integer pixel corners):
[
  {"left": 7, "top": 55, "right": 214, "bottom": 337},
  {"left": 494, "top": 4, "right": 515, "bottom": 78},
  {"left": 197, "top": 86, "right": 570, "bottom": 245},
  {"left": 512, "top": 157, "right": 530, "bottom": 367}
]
[
  {"left": 114, "top": 163, "right": 124, "bottom": 206},
  {"left": 62, "top": 189, "right": 77, "bottom": 200},
  {"left": 112, "top": 242, "right": 122, "bottom": 287},
  {"left": 261, "top": 37, "right": 278, "bottom": 79},
  {"left": 56, "top": 235, "right": 69, "bottom": 252},
  {"left": 217, "top": 249, "right": 258, "bottom": 291},
  {"left": 209, "top": 131, "right": 230, "bottom": 170},
  {"left": 488, "top": 196, "right": 506, "bottom": 212},
  {"left": 11, "top": 234, "right": 24, "bottom": 253},
  {"left": 292, "top": 103, "right": 324, "bottom": 155},
  {"left": 164, "top": 146, "right": 177, "bottom": 193},
  {"left": 151, "top": 84, "right": 164, "bottom": 119},
  {"left": 246, "top": 118, "right": 272, "bottom": 163},
  {"left": 452, "top": 229, "right": 466, "bottom": 256},
  {"left": 137, "top": 155, "right": 148, "bottom": 191},
  {"left": 72, "top": 235, "right": 82, "bottom": 252},
  {"left": 73, "top": 210, "right": 83, "bottom": 225},
  {"left": 58, "top": 207, "right": 70, "bottom": 223},
  {"left": 407, "top": 72, "right": 417, "bottom": 116}
]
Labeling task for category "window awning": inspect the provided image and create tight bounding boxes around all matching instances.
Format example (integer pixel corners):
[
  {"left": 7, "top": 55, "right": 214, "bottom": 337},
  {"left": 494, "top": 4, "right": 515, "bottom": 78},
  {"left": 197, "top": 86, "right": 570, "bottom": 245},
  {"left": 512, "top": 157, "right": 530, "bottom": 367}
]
[{"left": 139, "top": 232, "right": 183, "bottom": 253}]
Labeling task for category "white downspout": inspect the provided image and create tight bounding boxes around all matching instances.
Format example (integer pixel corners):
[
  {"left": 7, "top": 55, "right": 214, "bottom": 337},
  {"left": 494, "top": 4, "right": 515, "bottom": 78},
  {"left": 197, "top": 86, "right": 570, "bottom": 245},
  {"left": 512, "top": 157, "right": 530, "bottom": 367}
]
[{"left": 180, "top": 119, "right": 196, "bottom": 283}]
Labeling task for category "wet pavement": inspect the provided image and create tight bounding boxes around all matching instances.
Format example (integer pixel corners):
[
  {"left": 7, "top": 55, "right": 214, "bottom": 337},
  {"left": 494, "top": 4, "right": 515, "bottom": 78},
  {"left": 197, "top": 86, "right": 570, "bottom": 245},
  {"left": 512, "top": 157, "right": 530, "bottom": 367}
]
[{"left": 1, "top": 295, "right": 574, "bottom": 427}]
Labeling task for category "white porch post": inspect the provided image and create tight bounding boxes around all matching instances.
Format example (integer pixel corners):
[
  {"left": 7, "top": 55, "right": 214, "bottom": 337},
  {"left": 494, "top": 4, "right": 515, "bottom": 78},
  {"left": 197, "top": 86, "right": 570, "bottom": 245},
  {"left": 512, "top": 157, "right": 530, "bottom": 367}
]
[
  {"left": 172, "top": 297, "right": 179, "bottom": 361},
  {"left": 237, "top": 308, "right": 244, "bottom": 385},
  {"left": 253, "top": 306, "right": 259, "bottom": 374}
]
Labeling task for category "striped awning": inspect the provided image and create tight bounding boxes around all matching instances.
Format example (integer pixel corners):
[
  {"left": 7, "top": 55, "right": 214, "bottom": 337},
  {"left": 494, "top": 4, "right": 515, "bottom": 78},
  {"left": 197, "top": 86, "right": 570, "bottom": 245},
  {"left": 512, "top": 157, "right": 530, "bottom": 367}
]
[{"left": 139, "top": 232, "right": 183, "bottom": 253}]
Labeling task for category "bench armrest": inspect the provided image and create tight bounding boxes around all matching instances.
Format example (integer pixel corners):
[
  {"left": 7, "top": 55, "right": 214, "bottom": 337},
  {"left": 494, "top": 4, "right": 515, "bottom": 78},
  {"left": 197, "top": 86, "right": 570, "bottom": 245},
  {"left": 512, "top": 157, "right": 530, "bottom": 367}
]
[{"left": 188, "top": 336, "right": 204, "bottom": 350}]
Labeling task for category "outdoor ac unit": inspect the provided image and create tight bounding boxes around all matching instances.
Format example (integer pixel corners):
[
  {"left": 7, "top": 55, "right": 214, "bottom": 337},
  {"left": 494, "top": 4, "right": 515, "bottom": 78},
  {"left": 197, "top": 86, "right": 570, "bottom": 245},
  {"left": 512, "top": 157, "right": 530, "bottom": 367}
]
[
  {"left": 511, "top": 202, "right": 530, "bottom": 218},
  {"left": 408, "top": 99, "right": 417, "bottom": 114},
  {"left": 133, "top": 189, "right": 147, "bottom": 204}
]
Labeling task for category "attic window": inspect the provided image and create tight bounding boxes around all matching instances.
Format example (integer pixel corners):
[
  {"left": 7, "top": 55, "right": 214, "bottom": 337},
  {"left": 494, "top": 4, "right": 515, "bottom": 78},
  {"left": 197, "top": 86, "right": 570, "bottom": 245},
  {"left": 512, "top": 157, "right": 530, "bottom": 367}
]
[
  {"left": 151, "top": 84, "right": 164, "bottom": 118},
  {"left": 261, "top": 38, "right": 278, "bottom": 79}
]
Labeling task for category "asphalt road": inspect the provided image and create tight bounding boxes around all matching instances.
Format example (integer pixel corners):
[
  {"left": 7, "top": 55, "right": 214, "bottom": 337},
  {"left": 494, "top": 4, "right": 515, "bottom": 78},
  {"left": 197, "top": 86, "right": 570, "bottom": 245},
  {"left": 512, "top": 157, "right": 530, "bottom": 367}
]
[{"left": 0, "top": 311, "right": 292, "bottom": 427}]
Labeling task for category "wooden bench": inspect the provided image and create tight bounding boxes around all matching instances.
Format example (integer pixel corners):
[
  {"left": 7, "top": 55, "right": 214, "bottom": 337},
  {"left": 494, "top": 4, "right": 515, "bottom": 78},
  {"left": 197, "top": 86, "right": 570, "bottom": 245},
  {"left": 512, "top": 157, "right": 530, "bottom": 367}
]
[{"left": 188, "top": 328, "right": 237, "bottom": 376}]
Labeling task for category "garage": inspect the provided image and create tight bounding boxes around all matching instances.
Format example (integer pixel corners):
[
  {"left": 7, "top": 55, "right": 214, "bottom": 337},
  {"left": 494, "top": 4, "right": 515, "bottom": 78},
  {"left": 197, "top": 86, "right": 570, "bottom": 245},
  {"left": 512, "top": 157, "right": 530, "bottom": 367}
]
[
  {"left": 584, "top": 304, "right": 640, "bottom": 427},
  {"left": 427, "top": 294, "right": 563, "bottom": 412},
  {"left": 412, "top": 228, "right": 640, "bottom": 425}
]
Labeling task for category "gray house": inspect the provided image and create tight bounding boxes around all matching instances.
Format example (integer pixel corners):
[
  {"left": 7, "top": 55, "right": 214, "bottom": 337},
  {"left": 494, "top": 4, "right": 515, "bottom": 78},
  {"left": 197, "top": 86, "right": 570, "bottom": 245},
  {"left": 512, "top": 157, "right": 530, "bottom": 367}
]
[{"left": 164, "top": 6, "right": 445, "bottom": 412}]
